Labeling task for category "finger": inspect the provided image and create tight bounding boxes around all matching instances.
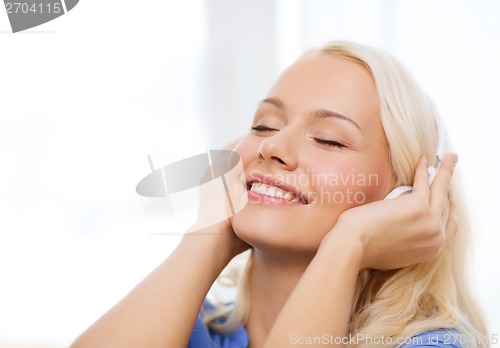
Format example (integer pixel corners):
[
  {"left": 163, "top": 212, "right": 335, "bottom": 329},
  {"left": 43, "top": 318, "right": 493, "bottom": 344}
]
[
  {"left": 440, "top": 199, "right": 450, "bottom": 241},
  {"left": 441, "top": 196, "right": 450, "bottom": 232},
  {"left": 411, "top": 156, "right": 431, "bottom": 200},
  {"left": 445, "top": 192, "right": 458, "bottom": 241},
  {"left": 430, "top": 153, "right": 458, "bottom": 211}
]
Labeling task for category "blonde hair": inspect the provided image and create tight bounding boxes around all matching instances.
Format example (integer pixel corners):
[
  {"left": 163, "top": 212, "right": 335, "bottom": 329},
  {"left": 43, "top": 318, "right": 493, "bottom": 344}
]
[{"left": 203, "top": 41, "right": 488, "bottom": 348}]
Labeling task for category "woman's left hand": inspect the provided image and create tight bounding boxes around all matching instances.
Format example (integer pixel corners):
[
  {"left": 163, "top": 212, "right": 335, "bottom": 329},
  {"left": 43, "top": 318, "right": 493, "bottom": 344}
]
[{"left": 320, "top": 153, "right": 459, "bottom": 270}]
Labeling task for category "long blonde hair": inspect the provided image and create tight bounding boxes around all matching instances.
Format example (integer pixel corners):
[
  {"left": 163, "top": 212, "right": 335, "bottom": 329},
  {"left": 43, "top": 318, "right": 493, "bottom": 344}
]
[{"left": 203, "top": 41, "right": 488, "bottom": 348}]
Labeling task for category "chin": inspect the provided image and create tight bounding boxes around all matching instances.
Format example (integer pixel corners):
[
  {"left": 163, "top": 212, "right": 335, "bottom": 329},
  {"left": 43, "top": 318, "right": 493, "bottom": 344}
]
[{"left": 231, "top": 205, "right": 336, "bottom": 254}]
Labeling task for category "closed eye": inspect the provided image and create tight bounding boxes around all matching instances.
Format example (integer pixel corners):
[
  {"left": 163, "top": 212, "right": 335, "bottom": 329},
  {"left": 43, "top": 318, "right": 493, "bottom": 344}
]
[
  {"left": 251, "top": 125, "right": 278, "bottom": 132},
  {"left": 313, "top": 138, "right": 346, "bottom": 148}
]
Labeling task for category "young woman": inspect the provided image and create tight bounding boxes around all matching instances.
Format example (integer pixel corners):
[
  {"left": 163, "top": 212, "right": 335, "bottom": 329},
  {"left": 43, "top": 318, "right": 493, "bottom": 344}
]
[{"left": 71, "top": 41, "right": 488, "bottom": 348}]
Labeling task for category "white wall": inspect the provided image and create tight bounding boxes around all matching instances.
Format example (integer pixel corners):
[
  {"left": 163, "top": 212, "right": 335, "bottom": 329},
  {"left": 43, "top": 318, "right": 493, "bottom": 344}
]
[
  {"left": 0, "top": 0, "right": 498, "bottom": 346},
  {"left": 0, "top": 1, "right": 208, "bottom": 345}
]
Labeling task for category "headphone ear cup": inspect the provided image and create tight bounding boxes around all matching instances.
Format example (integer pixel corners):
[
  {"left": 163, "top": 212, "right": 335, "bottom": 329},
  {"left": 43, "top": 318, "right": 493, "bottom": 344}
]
[
  {"left": 385, "top": 164, "right": 439, "bottom": 200},
  {"left": 384, "top": 185, "right": 413, "bottom": 200}
]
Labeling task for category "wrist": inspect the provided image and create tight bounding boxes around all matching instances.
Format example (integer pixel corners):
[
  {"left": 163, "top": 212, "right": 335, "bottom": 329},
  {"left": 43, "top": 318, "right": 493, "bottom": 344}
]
[
  {"left": 180, "top": 227, "right": 235, "bottom": 274},
  {"left": 318, "top": 224, "right": 365, "bottom": 271}
]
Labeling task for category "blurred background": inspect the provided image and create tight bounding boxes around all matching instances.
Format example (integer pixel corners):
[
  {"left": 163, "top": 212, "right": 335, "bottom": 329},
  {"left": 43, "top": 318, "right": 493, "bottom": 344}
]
[{"left": 0, "top": 0, "right": 499, "bottom": 346}]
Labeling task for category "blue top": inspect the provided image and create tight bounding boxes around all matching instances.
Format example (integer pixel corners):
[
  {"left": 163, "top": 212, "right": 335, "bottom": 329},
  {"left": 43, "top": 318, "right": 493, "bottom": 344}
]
[
  {"left": 188, "top": 301, "right": 248, "bottom": 348},
  {"left": 188, "top": 301, "right": 463, "bottom": 348}
]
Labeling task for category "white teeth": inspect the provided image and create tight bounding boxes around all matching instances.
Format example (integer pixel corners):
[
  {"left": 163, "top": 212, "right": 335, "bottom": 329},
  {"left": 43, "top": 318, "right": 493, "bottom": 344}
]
[
  {"left": 250, "top": 182, "right": 265, "bottom": 194},
  {"left": 255, "top": 183, "right": 267, "bottom": 194},
  {"left": 266, "top": 185, "right": 277, "bottom": 196},
  {"left": 250, "top": 182, "right": 298, "bottom": 202}
]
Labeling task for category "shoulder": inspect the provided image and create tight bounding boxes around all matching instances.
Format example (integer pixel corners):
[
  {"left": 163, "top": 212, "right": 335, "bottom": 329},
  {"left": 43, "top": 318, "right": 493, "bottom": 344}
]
[
  {"left": 188, "top": 300, "right": 248, "bottom": 348},
  {"left": 400, "top": 328, "right": 465, "bottom": 348}
]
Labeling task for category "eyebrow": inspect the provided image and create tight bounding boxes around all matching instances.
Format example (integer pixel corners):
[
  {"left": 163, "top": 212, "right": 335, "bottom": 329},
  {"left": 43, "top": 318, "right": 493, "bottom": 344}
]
[{"left": 261, "top": 97, "right": 362, "bottom": 133}]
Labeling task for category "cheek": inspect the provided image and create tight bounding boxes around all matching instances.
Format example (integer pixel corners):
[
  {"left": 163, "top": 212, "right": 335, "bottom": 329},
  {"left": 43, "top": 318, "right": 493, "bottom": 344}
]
[
  {"left": 310, "top": 161, "right": 386, "bottom": 207},
  {"left": 233, "top": 136, "right": 259, "bottom": 168}
]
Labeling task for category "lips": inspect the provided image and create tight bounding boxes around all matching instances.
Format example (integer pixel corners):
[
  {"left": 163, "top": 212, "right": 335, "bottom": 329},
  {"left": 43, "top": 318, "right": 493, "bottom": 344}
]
[{"left": 245, "top": 173, "right": 310, "bottom": 204}]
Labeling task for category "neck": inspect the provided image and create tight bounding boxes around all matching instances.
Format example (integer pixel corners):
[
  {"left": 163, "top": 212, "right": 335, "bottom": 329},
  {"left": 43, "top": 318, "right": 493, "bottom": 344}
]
[{"left": 245, "top": 248, "right": 314, "bottom": 348}]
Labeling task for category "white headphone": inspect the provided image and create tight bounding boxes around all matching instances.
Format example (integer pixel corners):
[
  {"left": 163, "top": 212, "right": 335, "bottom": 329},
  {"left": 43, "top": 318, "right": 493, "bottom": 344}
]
[{"left": 383, "top": 115, "right": 445, "bottom": 200}]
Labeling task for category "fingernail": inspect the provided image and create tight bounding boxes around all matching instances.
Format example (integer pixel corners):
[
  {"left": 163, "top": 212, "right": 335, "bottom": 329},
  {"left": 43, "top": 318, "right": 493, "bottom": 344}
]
[
  {"left": 451, "top": 153, "right": 458, "bottom": 165},
  {"left": 420, "top": 156, "right": 427, "bottom": 165}
]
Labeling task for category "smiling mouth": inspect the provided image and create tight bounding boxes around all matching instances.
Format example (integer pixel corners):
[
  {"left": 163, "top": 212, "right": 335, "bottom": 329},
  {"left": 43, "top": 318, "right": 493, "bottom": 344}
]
[{"left": 247, "top": 182, "right": 309, "bottom": 204}]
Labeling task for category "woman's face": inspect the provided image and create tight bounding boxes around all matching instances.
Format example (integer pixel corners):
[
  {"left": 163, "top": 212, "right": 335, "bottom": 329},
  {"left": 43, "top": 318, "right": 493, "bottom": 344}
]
[{"left": 231, "top": 52, "right": 395, "bottom": 254}]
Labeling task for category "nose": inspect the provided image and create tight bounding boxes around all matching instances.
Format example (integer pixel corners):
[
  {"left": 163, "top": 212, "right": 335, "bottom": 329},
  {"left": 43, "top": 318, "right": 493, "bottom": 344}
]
[{"left": 257, "top": 130, "right": 298, "bottom": 170}]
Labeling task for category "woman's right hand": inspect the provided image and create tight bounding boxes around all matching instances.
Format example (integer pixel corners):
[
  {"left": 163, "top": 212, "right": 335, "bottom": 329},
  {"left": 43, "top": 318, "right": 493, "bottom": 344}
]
[
  {"left": 184, "top": 216, "right": 250, "bottom": 264},
  {"left": 321, "top": 153, "right": 459, "bottom": 271},
  {"left": 182, "top": 137, "right": 250, "bottom": 263}
]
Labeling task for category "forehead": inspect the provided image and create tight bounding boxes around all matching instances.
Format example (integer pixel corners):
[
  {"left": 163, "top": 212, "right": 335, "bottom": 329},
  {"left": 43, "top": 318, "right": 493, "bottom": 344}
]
[{"left": 265, "top": 52, "right": 381, "bottom": 133}]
